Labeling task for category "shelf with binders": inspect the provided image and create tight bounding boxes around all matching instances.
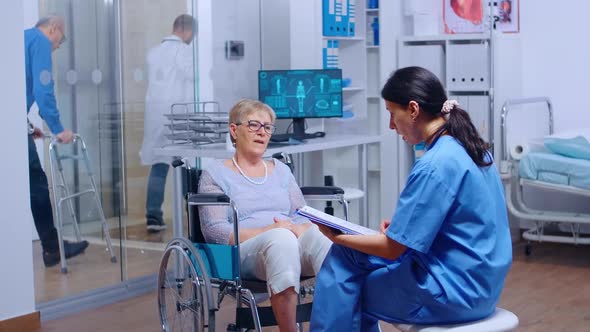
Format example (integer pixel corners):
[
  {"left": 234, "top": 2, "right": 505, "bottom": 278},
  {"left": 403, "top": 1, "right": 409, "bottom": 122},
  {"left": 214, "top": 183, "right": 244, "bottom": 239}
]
[
  {"left": 364, "top": 1, "right": 380, "bottom": 104},
  {"left": 315, "top": 0, "right": 384, "bottom": 226},
  {"left": 398, "top": 31, "right": 494, "bottom": 179},
  {"left": 322, "top": 36, "right": 365, "bottom": 41},
  {"left": 364, "top": 1, "right": 381, "bottom": 177},
  {"left": 365, "top": 11, "right": 380, "bottom": 47},
  {"left": 399, "top": 33, "right": 491, "bottom": 43}
]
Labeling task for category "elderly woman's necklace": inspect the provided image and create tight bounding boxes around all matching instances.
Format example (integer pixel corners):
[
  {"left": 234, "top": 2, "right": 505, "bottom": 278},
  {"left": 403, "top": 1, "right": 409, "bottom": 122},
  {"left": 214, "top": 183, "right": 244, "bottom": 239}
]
[{"left": 232, "top": 157, "right": 268, "bottom": 185}]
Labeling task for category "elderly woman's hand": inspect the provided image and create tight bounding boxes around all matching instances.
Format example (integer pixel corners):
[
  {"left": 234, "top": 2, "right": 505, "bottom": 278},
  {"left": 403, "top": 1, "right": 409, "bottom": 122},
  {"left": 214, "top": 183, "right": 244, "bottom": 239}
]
[
  {"left": 272, "top": 217, "right": 293, "bottom": 230},
  {"left": 290, "top": 223, "right": 311, "bottom": 238},
  {"left": 272, "top": 217, "right": 311, "bottom": 238}
]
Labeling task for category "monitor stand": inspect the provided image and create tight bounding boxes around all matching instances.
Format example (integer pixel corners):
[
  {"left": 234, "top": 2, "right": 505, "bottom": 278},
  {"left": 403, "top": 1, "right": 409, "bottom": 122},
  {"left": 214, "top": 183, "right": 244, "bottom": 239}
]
[{"left": 270, "top": 118, "right": 325, "bottom": 143}]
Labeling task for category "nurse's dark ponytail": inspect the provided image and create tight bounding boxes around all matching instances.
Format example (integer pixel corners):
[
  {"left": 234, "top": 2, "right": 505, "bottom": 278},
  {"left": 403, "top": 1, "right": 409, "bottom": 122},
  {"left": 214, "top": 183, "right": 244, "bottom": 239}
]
[{"left": 381, "top": 66, "right": 492, "bottom": 167}]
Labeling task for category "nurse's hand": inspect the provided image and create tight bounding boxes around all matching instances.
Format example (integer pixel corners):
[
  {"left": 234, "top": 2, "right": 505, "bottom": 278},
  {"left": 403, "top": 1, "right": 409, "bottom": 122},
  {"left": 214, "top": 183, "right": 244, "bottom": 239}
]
[
  {"left": 314, "top": 222, "right": 343, "bottom": 243},
  {"left": 380, "top": 219, "right": 391, "bottom": 234}
]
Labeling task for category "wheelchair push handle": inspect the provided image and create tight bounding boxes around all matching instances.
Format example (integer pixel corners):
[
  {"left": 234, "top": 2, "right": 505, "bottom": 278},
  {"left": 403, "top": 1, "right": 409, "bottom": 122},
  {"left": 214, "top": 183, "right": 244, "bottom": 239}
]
[
  {"left": 172, "top": 157, "right": 194, "bottom": 169},
  {"left": 172, "top": 158, "right": 185, "bottom": 168}
]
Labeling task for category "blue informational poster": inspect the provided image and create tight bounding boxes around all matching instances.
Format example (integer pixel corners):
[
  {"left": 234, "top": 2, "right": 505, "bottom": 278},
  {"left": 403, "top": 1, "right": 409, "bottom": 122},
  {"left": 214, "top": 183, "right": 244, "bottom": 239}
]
[{"left": 323, "top": 0, "right": 356, "bottom": 37}]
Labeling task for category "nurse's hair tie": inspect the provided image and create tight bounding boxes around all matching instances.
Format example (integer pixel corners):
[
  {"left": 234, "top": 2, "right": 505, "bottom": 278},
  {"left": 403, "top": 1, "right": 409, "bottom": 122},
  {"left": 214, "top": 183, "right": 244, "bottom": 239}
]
[{"left": 441, "top": 100, "right": 459, "bottom": 120}]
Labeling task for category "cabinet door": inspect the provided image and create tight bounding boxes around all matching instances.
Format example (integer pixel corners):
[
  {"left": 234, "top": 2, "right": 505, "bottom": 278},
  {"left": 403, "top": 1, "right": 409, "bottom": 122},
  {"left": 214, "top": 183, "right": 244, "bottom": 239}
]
[
  {"left": 451, "top": 94, "right": 491, "bottom": 142},
  {"left": 398, "top": 44, "right": 445, "bottom": 83},
  {"left": 447, "top": 42, "right": 490, "bottom": 91}
]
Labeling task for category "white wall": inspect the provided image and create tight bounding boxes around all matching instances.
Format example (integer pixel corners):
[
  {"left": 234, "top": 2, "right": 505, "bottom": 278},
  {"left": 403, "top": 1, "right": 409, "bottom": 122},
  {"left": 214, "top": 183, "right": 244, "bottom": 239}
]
[
  {"left": 211, "top": 0, "right": 261, "bottom": 113},
  {"left": 520, "top": 1, "right": 590, "bottom": 132},
  {"left": 0, "top": 0, "right": 36, "bottom": 321},
  {"left": 197, "top": 0, "right": 214, "bottom": 102},
  {"left": 23, "top": 0, "right": 41, "bottom": 241}
]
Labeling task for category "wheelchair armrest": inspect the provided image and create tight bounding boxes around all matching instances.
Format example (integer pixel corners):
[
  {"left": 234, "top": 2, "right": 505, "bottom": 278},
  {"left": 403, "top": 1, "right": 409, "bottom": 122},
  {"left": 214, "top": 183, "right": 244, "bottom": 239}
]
[
  {"left": 300, "top": 186, "right": 344, "bottom": 196},
  {"left": 187, "top": 193, "right": 231, "bottom": 204}
]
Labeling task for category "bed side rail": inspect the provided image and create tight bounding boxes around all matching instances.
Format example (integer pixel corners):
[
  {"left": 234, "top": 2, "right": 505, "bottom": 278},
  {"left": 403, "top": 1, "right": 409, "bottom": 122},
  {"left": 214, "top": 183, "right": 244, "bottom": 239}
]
[{"left": 500, "top": 97, "right": 553, "bottom": 162}]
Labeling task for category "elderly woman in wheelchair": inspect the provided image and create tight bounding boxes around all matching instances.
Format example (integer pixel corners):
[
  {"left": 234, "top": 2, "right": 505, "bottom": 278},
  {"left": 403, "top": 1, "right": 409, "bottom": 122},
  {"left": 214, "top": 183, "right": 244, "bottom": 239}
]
[{"left": 193, "top": 99, "right": 332, "bottom": 331}]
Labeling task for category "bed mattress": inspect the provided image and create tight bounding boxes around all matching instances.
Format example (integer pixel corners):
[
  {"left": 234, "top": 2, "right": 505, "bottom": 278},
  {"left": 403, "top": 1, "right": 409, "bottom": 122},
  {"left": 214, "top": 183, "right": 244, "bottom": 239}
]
[{"left": 519, "top": 152, "right": 590, "bottom": 190}]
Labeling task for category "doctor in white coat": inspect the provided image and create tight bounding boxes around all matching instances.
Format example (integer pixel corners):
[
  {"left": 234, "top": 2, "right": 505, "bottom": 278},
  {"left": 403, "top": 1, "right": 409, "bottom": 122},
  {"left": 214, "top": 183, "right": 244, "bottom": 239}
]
[{"left": 140, "top": 14, "right": 196, "bottom": 232}]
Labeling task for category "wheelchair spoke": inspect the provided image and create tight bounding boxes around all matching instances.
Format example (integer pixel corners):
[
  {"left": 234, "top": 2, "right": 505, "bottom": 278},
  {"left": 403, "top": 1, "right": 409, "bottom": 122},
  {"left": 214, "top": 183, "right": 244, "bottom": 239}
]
[
  {"left": 159, "top": 243, "right": 208, "bottom": 332},
  {"left": 163, "top": 274, "right": 188, "bottom": 304}
]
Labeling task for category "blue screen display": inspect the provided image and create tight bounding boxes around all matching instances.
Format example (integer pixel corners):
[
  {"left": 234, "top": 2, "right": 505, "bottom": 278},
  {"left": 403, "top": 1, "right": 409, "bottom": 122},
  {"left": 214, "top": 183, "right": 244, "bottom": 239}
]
[{"left": 258, "top": 69, "right": 343, "bottom": 119}]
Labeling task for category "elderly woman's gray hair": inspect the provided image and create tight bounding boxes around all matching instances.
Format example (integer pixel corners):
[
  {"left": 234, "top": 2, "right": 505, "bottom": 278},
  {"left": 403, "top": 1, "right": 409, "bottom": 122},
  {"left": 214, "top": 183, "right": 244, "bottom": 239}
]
[
  {"left": 229, "top": 99, "right": 276, "bottom": 125},
  {"left": 228, "top": 99, "right": 276, "bottom": 144}
]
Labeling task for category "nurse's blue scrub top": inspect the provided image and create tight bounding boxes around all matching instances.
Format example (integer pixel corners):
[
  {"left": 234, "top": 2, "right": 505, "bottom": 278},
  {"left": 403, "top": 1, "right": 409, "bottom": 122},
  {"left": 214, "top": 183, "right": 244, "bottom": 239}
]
[{"left": 385, "top": 135, "right": 512, "bottom": 323}]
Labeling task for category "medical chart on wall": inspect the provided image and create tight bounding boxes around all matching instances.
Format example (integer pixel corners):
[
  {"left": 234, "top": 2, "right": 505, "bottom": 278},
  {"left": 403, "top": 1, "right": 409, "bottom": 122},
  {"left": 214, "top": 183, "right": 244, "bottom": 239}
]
[
  {"left": 494, "top": 0, "right": 519, "bottom": 33},
  {"left": 443, "top": 0, "right": 519, "bottom": 34}
]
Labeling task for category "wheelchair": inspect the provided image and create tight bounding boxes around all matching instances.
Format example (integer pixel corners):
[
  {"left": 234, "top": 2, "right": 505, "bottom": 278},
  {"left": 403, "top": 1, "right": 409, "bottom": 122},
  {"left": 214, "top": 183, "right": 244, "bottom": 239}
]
[{"left": 157, "top": 154, "right": 348, "bottom": 331}]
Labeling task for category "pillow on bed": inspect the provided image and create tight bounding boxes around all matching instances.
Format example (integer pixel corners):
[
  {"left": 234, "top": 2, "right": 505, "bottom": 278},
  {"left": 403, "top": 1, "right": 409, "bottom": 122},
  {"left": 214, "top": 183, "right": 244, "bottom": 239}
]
[{"left": 544, "top": 136, "right": 590, "bottom": 160}]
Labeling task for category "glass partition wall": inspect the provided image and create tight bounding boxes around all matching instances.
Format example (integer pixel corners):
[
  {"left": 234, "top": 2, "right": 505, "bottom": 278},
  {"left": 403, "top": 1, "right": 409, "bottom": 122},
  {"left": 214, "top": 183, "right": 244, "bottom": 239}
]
[{"left": 35, "top": 0, "right": 198, "bottom": 312}]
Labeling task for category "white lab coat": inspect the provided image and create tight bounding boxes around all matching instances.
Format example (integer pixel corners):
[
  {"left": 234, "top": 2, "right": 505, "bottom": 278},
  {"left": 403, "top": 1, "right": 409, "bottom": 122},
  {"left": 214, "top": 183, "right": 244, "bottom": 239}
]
[{"left": 139, "top": 35, "right": 196, "bottom": 165}]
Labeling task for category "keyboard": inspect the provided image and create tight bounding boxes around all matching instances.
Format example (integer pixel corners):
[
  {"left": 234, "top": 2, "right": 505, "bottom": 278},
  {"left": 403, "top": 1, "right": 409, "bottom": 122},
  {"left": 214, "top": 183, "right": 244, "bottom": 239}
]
[
  {"left": 270, "top": 133, "right": 292, "bottom": 142},
  {"left": 267, "top": 141, "right": 292, "bottom": 148},
  {"left": 270, "top": 132, "right": 325, "bottom": 142}
]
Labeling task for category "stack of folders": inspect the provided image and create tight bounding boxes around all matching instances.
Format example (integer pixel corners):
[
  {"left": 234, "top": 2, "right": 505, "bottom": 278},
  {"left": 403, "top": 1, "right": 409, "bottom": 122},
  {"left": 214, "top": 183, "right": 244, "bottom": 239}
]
[
  {"left": 296, "top": 205, "right": 379, "bottom": 236},
  {"left": 322, "top": 0, "right": 356, "bottom": 37}
]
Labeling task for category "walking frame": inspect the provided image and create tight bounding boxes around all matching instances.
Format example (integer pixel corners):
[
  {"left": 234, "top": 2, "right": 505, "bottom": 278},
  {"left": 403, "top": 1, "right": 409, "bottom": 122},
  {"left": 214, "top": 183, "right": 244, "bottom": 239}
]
[{"left": 48, "top": 134, "right": 117, "bottom": 273}]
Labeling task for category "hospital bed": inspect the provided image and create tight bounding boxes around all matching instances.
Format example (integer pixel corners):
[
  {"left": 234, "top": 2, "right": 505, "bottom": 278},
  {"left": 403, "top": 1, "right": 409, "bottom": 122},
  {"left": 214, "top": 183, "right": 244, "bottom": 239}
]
[{"left": 500, "top": 97, "right": 590, "bottom": 255}]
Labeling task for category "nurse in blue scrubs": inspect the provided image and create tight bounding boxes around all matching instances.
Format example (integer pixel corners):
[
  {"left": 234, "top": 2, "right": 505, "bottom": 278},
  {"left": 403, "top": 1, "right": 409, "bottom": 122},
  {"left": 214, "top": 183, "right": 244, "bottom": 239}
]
[{"left": 310, "top": 66, "right": 512, "bottom": 331}]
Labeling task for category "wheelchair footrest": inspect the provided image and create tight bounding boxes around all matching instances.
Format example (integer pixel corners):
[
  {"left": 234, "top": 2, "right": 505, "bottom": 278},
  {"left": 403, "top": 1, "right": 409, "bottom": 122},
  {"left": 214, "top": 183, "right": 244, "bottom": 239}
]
[{"left": 235, "top": 302, "right": 313, "bottom": 329}]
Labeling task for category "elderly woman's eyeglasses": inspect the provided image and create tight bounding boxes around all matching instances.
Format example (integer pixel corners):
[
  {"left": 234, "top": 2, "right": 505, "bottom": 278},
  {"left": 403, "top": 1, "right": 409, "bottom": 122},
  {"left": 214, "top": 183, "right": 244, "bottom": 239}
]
[{"left": 235, "top": 120, "right": 276, "bottom": 135}]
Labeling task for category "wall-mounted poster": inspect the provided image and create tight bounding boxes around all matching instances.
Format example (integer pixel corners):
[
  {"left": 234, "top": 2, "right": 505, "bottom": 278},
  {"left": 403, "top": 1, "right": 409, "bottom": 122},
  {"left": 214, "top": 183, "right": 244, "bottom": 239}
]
[
  {"left": 443, "top": 0, "right": 520, "bottom": 34},
  {"left": 495, "top": 0, "right": 519, "bottom": 33},
  {"left": 444, "top": 0, "right": 485, "bottom": 33}
]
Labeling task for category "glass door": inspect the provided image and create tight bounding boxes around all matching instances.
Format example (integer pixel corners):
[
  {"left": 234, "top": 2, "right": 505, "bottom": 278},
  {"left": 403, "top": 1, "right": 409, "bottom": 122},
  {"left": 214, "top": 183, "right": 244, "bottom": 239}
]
[
  {"left": 117, "top": 0, "right": 199, "bottom": 281},
  {"left": 35, "top": 0, "right": 198, "bottom": 305}
]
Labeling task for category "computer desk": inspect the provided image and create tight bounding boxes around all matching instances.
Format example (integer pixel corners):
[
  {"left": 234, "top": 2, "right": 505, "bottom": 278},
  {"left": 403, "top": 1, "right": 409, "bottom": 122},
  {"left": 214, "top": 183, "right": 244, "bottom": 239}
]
[{"left": 153, "top": 133, "right": 382, "bottom": 239}]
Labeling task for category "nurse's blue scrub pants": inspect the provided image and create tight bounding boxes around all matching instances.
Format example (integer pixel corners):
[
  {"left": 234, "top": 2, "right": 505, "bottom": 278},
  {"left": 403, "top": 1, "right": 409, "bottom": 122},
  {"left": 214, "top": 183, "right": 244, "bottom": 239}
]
[{"left": 310, "top": 244, "right": 422, "bottom": 332}]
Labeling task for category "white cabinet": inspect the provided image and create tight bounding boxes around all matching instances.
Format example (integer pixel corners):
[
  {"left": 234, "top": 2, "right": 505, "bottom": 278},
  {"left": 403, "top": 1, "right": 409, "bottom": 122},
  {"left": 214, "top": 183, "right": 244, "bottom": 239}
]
[
  {"left": 398, "top": 43, "right": 446, "bottom": 81},
  {"left": 397, "top": 32, "right": 522, "bottom": 186},
  {"left": 399, "top": 34, "right": 493, "bottom": 143},
  {"left": 397, "top": 34, "right": 493, "bottom": 188},
  {"left": 447, "top": 41, "right": 490, "bottom": 91}
]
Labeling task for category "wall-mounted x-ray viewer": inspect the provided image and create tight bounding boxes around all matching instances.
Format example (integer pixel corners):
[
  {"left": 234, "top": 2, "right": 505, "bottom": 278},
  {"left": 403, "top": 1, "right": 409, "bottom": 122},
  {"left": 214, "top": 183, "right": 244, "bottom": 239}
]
[{"left": 225, "top": 40, "right": 244, "bottom": 60}]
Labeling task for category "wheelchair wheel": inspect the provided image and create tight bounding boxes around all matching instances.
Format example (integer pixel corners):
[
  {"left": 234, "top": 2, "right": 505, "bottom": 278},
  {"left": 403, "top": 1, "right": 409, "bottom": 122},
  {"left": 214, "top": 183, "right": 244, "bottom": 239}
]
[{"left": 158, "top": 237, "right": 215, "bottom": 331}]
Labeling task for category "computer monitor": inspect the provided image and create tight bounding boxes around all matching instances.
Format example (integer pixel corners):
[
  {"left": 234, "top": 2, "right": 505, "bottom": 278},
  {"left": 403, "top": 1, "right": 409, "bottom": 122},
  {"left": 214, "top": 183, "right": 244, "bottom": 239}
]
[{"left": 258, "top": 68, "right": 343, "bottom": 141}]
